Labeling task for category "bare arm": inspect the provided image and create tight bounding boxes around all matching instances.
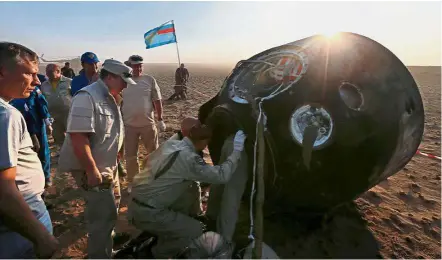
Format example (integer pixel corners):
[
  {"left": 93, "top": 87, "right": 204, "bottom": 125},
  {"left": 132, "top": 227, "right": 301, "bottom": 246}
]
[
  {"left": 69, "top": 133, "right": 102, "bottom": 186},
  {"left": 70, "top": 133, "right": 97, "bottom": 173},
  {"left": 66, "top": 92, "right": 100, "bottom": 183},
  {"left": 0, "top": 167, "right": 55, "bottom": 250},
  {"left": 153, "top": 100, "right": 163, "bottom": 121},
  {"left": 151, "top": 77, "right": 163, "bottom": 121}
]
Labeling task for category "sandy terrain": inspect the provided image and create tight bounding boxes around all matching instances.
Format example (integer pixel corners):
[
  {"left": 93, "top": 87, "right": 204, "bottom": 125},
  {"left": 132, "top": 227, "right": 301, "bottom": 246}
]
[{"left": 43, "top": 64, "right": 440, "bottom": 259}]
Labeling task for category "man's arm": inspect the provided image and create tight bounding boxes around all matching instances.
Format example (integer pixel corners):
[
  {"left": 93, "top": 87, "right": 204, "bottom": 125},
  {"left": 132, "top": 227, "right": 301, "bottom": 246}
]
[
  {"left": 151, "top": 77, "right": 163, "bottom": 121},
  {"left": 69, "top": 133, "right": 102, "bottom": 187},
  {"left": 175, "top": 69, "right": 180, "bottom": 83},
  {"left": 66, "top": 92, "right": 102, "bottom": 187},
  {"left": 0, "top": 112, "right": 58, "bottom": 257},
  {"left": 34, "top": 89, "right": 53, "bottom": 136},
  {"left": 69, "top": 133, "right": 96, "bottom": 173},
  {"left": 35, "top": 88, "right": 51, "bottom": 120},
  {"left": 185, "top": 132, "right": 246, "bottom": 184},
  {"left": 186, "top": 151, "right": 242, "bottom": 184},
  {"left": 153, "top": 100, "right": 163, "bottom": 121},
  {"left": 0, "top": 167, "right": 54, "bottom": 247}
]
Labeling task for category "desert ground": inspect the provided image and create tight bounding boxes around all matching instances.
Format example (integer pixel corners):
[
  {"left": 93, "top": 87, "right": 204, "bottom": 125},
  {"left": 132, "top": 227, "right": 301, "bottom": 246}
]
[{"left": 42, "top": 64, "right": 441, "bottom": 259}]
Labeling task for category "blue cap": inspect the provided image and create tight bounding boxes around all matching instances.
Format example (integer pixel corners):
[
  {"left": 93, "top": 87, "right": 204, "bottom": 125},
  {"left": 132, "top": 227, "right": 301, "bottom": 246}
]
[{"left": 81, "top": 52, "right": 99, "bottom": 64}]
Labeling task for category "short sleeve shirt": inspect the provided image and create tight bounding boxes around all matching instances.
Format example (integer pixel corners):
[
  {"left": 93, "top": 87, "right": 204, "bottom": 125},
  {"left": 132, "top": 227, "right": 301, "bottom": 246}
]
[
  {"left": 66, "top": 91, "right": 124, "bottom": 152},
  {"left": 66, "top": 92, "right": 95, "bottom": 133},
  {"left": 121, "top": 75, "right": 162, "bottom": 127},
  {"left": 0, "top": 97, "right": 45, "bottom": 202}
]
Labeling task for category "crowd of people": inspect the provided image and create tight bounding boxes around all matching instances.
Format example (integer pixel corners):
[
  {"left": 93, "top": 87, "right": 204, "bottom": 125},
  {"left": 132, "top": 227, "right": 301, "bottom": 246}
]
[{"left": 0, "top": 41, "right": 248, "bottom": 259}]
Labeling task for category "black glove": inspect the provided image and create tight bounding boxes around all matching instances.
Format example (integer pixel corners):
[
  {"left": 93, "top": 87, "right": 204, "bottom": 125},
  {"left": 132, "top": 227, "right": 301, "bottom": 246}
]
[{"left": 31, "top": 134, "right": 40, "bottom": 153}]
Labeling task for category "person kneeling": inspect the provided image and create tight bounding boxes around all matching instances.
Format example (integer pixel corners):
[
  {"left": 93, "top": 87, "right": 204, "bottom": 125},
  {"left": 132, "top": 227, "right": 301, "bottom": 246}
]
[{"left": 128, "top": 125, "right": 246, "bottom": 259}]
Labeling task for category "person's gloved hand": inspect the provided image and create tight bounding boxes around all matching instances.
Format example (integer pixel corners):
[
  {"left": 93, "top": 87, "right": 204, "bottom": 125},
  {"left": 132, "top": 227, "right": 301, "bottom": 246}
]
[
  {"left": 157, "top": 120, "right": 166, "bottom": 132},
  {"left": 233, "top": 130, "right": 246, "bottom": 152}
]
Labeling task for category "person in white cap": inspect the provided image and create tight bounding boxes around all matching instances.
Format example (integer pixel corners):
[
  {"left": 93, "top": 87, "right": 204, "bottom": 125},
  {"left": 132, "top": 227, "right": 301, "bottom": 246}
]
[
  {"left": 121, "top": 55, "right": 165, "bottom": 192},
  {"left": 58, "top": 59, "right": 135, "bottom": 258}
]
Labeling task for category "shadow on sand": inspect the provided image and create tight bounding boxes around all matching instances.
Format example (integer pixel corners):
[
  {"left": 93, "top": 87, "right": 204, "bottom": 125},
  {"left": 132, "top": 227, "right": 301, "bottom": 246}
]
[{"left": 234, "top": 201, "right": 382, "bottom": 259}]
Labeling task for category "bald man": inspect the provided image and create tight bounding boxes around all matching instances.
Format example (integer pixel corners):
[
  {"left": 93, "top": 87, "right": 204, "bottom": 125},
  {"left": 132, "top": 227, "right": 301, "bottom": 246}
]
[
  {"left": 139, "top": 117, "right": 204, "bottom": 215},
  {"left": 172, "top": 117, "right": 200, "bottom": 140},
  {"left": 40, "top": 64, "right": 72, "bottom": 147}
]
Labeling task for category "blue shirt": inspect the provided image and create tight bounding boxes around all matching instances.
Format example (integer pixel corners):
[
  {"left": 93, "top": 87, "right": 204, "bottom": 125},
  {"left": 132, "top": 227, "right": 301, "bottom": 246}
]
[
  {"left": 9, "top": 76, "right": 51, "bottom": 135},
  {"left": 71, "top": 70, "right": 92, "bottom": 96}
]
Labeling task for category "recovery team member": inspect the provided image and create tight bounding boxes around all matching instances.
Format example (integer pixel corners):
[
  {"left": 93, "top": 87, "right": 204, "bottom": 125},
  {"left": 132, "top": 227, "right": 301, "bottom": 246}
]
[
  {"left": 71, "top": 52, "right": 100, "bottom": 96},
  {"left": 169, "top": 63, "right": 190, "bottom": 100},
  {"left": 121, "top": 54, "right": 165, "bottom": 193},
  {"left": 128, "top": 125, "right": 246, "bottom": 259},
  {"left": 58, "top": 59, "right": 136, "bottom": 258},
  {"left": 40, "top": 64, "right": 72, "bottom": 148},
  {"left": 205, "top": 133, "right": 249, "bottom": 241},
  {"left": 61, "top": 62, "right": 75, "bottom": 79}
]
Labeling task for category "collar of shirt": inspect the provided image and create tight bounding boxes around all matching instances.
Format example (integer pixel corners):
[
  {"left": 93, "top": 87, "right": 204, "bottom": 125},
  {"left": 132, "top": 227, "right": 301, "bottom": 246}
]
[
  {"left": 96, "top": 79, "right": 122, "bottom": 107},
  {"left": 181, "top": 137, "right": 197, "bottom": 153},
  {"left": 0, "top": 96, "right": 12, "bottom": 106},
  {"left": 78, "top": 71, "right": 93, "bottom": 84},
  {"left": 95, "top": 79, "right": 111, "bottom": 97},
  {"left": 50, "top": 75, "right": 69, "bottom": 87},
  {"left": 50, "top": 78, "right": 60, "bottom": 90}
]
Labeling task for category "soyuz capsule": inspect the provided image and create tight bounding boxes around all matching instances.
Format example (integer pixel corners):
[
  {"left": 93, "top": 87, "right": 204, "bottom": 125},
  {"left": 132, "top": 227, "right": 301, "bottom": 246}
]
[{"left": 199, "top": 32, "right": 425, "bottom": 211}]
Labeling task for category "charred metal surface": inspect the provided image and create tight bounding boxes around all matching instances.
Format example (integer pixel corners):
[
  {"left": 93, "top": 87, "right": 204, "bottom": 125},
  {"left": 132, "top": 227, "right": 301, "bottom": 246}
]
[{"left": 199, "top": 32, "right": 425, "bottom": 212}]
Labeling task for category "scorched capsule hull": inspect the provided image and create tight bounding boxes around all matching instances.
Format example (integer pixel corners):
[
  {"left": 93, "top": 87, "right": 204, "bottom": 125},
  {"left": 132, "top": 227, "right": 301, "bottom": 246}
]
[{"left": 199, "top": 32, "right": 425, "bottom": 212}]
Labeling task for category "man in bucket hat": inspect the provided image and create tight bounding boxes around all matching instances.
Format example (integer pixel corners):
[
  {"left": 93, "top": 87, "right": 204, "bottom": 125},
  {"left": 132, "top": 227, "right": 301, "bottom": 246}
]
[
  {"left": 58, "top": 59, "right": 135, "bottom": 258},
  {"left": 121, "top": 54, "right": 165, "bottom": 193}
]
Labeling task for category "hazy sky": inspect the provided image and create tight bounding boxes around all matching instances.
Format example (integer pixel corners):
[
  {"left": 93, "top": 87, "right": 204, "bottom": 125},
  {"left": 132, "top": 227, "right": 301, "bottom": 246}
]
[{"left": 0, "top": 1, "right": 440, "bottom": 66}]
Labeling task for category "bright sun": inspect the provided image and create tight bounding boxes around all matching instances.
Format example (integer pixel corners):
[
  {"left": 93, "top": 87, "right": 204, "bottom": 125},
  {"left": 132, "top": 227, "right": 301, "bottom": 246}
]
[{"left": 321, "top": 28, "right": 340, "bottom": 39}]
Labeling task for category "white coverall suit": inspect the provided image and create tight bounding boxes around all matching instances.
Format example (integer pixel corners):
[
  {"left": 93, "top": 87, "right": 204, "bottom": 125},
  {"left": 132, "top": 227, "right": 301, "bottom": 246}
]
[
  {"left": 205, "top": 135, "right": 248, "bottom": 241},
  {"left": 128, "top": 136, "right": 244, "bottom": 258}
]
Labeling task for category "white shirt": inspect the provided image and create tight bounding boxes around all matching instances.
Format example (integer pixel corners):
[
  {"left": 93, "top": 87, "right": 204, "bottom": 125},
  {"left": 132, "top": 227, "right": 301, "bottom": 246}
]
[{"left": 121, "top": 75, "right": 162, "bottom": 127}]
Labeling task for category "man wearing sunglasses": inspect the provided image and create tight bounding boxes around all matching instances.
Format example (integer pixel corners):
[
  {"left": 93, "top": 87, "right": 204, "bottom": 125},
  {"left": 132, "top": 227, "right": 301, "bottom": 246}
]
[
  {"left": 58, "top": 59, "right": 136, "bottom": 258},
  {"left": 121, "top": 55, "right": 165, "bottom": 193}
]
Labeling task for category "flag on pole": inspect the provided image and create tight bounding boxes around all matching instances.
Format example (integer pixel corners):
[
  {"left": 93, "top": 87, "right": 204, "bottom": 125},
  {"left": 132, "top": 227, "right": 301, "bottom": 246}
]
[{"left": 144, "top": 21, "right": 177, "bottom": 49}]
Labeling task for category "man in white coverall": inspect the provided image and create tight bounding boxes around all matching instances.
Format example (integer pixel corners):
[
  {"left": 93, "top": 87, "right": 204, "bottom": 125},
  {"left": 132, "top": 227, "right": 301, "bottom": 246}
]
[
  {"left": 205, "top": 132, "right": 248, "bottom": 242},
  {"left": 128, "top": 125, "right": 246, "bottom": 259},
  {"left": 121, "top": 55, "right": 165, "bottom": 192}
]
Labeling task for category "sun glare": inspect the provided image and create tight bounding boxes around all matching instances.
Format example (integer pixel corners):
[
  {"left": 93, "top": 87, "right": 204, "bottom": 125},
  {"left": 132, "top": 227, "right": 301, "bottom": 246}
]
[{"left": 322, "top": 29, "right": 340, "bottom": 39}]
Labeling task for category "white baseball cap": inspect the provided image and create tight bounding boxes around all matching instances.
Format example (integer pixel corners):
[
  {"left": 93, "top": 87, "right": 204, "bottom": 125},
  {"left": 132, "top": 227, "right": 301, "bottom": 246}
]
[{"left": 102, "top": 59, "right": 136, "bottom": 85}]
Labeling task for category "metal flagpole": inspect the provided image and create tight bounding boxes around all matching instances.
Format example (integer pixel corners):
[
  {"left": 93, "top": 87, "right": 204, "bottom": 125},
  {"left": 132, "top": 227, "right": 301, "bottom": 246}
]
[{"left": 172, "top": 20, "right": 181, "bottom": 67}]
